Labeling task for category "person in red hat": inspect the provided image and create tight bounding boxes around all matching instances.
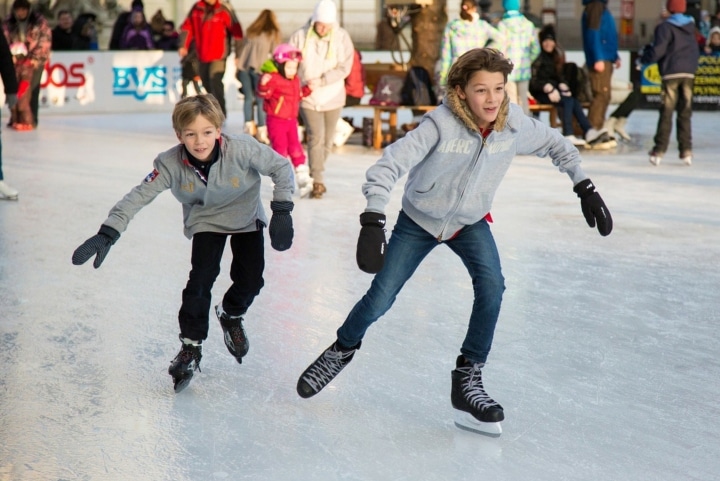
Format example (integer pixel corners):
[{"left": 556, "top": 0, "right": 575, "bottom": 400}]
[{"left": 639, "top": 0, "right": 700, "bottom": 166}]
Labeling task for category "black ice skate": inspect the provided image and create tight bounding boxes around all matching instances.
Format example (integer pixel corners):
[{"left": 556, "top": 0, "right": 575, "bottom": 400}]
[
  {"left": 451, "top": 355, "right": 504, "bottom": 437},
  {"left": 297, "top": 340, "right": 361, "bottom": 398},
  {"left": 215, "top": 305, "right": 249, "bottom": 363},
  {"left": 168, "top": 340, "right": 202, "bottom": 393}
]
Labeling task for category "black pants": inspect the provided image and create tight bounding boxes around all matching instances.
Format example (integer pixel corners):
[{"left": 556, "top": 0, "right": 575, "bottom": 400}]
[
  {"left": 199, "top": 59, "right": 228, "bottom": 117},
  {"left": 178, "top": 230, "right": 265, "bottom": 342},
  {"left": 610, "top": 90, "right": 640, "bottom": 119},
  {"left": 653, "top": 77, "right": 694, "bottom": 154}
]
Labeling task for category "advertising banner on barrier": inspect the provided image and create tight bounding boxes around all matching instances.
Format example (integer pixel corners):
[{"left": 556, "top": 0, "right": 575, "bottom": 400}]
[
  {"left": 631, "top": 52, "right": 720, "bottom": 111},
  {"left": 0, "top": 51, "right": 242, "bottom": 116}
]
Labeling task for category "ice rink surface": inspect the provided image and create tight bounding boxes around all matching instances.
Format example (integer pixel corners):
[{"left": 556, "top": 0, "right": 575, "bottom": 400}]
[{"left": 1, "top": 107, "right": 719, "bottom": 481}]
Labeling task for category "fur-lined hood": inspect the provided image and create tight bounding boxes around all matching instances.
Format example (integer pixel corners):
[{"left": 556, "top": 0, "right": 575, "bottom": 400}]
[{"left": 443, "top": 85, "right": 511, "bottom": 133}]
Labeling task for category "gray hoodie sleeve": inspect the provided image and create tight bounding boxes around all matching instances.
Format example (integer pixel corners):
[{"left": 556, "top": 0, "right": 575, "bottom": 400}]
[
  {"left": 102, "top": 156, "right": 173, "bottom": 234},
  {"left": 513, "top": 114, "right": 588, "bottom": 185}
]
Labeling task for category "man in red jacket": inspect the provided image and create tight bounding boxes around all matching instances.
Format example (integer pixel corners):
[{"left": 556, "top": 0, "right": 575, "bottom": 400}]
[{"left": 179, "top": 0, "right": 243, "bottom": 116}]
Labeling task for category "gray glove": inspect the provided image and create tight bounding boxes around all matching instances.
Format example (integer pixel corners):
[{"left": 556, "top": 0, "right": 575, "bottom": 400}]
[{"left": 72, "top": 225, "right": 121, "bottom": 268}]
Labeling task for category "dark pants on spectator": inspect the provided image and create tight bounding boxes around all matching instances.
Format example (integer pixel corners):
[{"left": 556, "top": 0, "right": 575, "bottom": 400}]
[
  {"left": 31, "top": 65, "right": 43, "bottom": 127},
  {"left": 588, "top": 61, "right": 613, "bottom": 130},
  {"left": 199, "top": 59, "right": 228, "bottom": 117},
  {"left": 653, "top": 77, "right": 694, "bottom": 155},
  {"left": 610, "top": 90, "right": 640, "bottom": 119},
  {"left": 178, "top": 230, "right": 265, "bottom": 342}
]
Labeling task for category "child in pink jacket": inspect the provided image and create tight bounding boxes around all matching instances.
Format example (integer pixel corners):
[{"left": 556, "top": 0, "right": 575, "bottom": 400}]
[{"left": 258, "top": 44, "right": 313, "bottom": 197}]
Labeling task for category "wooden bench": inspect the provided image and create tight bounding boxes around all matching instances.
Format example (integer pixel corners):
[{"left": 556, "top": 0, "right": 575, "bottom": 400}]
[{"left": 347, "top": 104, "right": 438, "bottom": 150}]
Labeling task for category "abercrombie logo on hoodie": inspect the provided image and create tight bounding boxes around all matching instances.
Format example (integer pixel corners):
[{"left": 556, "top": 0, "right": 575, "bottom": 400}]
[
  {"left": 485, "top": 139, "right": 513, "bottom": 154},
  {"left": 436, "top": 138, "right": 474, "bottom": 154}
]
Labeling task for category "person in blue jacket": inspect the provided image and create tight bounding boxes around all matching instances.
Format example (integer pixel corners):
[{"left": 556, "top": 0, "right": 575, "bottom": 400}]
[
  {"left": 581, "top": 0, "right": 620, "bottom": 133},
  {"left": 639, "top": 0, "right": 700, "bottom": 166},
  {"left": 295, "top": 48, "right": 613, "bottom": 437}
]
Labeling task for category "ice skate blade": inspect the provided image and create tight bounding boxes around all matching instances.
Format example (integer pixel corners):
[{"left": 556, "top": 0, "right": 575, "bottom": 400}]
[
  {"left": 0, "top": 195, "right": 18, "bottom": 201},
  {"left": 453, "top": 411, "right": 502, "bottom": 437},
  {"left": 173, "top": 374, "right": 193, "bottom": 393}
]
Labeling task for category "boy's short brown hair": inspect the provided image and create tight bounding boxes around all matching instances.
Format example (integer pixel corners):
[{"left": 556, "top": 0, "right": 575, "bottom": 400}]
[
  {"left": 446, "top": 48, "right": 514, "bottom": 91},
  {"left": 172, "top": 94, "right": 225, "bottom": 132}
]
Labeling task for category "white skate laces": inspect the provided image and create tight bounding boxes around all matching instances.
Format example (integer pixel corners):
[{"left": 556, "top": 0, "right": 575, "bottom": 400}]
[
  {"left": 297, "top": 341, "right": 359, "bottom": 398},
  {"left": 451, "top": 356, "right": 504, "bottom": 436},
  {"left": 458, "top": 363, "right": 502, "bottom": 413}
]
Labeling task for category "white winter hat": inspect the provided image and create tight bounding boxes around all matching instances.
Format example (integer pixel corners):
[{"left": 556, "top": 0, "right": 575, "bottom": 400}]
[{"left": 312, "top": 0, "right": 337, "bottom": 23}]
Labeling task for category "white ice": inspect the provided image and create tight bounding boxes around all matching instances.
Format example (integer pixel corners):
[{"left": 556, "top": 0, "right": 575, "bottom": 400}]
[{"left": 1, "top": 108, "right": 719, "bottom": 481}]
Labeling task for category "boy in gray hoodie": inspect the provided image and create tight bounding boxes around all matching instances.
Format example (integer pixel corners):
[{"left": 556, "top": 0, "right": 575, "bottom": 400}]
[
  {"left": 296, "top": 48, "right": 613, "bottom": 436},
  {"left": 72, "top": 94, "right": 295, "bottom": 393}
]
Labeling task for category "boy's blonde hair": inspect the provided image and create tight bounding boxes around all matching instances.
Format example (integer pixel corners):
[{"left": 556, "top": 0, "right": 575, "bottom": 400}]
[
  {"left": 172, "top": 94, "right": 225, "bottom": 132},
  {"left": 447, "top": 48, "right": 514, "bottom": 90}
]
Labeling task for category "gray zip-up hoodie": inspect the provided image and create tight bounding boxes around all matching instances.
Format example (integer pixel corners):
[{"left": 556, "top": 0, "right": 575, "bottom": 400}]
[
  {"left": 102, "top": 133, "right": 294, "bottom": 239},
  {"left": 363, "top": 90, "right": 588, "bottom": 241}
]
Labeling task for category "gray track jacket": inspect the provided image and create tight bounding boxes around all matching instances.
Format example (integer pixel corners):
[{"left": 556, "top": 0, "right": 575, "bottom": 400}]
[
  {"left": 103, "top": 133, "right": 294, "bottom": 239},
  {"left": 363, "top": 90, "right": 588, "bottom": 241}
]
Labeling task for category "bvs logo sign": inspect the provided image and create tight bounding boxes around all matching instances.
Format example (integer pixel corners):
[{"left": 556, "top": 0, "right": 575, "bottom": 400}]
[{"left": 113, "top": 66, "right": 167, "bottom": 100}]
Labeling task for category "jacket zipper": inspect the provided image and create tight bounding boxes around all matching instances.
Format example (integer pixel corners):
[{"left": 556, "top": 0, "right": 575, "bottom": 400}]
[{"left": 436, "top": 136, "right": 485, "bottom": 241}]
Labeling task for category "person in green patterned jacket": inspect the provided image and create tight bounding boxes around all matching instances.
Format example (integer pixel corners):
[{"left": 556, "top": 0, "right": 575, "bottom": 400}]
[{"left": 496, "top": 0, "right": 540, "bottom": 115}]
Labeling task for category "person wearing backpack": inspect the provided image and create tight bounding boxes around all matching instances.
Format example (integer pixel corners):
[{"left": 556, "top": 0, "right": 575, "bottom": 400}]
[{"left": 400, "top": 65, "right": 437, "bottom": 107}]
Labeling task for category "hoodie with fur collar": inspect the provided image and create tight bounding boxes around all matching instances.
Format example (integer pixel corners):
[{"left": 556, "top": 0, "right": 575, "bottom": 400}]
[{"left": 362, "top": 89, "right": 588, "bottom": 241}]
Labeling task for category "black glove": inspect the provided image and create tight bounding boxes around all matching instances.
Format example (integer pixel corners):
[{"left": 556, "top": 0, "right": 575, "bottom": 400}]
[
  {"left": 356, "top": 212, "right": 387, "bottom": 274},
  {"left": 269, "top": 200, "right": 294, "bottom": 251},
  {"left": 573, "top": 179, "right": 613, "bottom": 236},
  {"left": 72, "top": 225, "right": 121, "bottom": 268}
]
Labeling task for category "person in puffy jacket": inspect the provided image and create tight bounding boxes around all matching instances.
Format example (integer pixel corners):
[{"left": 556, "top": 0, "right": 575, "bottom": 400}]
[
  {"left": 118, "top": 8, "right": 155, "bottom": 50},
  {"left": 258, "top": 44, "right": 314, "bottom": 197},
  {"left": 437, "top": 0, "right": 503, "bottom": 91},
  {"left": 288, "top": 0, "right": 354, "bottom": 199},
  {"left": 496, "top": 0, "right": 539, "bottom": 115}
]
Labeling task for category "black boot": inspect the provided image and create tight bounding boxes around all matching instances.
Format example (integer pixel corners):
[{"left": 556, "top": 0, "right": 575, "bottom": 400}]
[
  {"left": 451, "top": 355, "right": 504, "bottom": 422},
  {"left": 168, "top": 339, "right": 202, "bottom": 393},
  {"left": 215, "top": 305, "right": 249, "bottom": 363},
  {"left": 297, "top": 340, "right": 361, "bottom": 398}
]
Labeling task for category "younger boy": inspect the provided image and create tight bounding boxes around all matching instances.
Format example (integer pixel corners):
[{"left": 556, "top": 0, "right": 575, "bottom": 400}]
[
  {"left": 72, "top": 94, "right": 295, "bottom": 393},
  {"left": 296, "top": 48, "right": 612, "bottom": 436}
]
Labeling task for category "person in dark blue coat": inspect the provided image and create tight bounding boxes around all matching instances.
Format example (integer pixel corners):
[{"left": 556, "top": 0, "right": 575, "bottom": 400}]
[{"left": 639, "top": 0, "right": 700, "bottom": 166}]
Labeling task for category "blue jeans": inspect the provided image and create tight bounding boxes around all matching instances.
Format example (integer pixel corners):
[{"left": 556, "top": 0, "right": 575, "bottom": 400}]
[
  {"left": 238, "top": 68, "right": 265, "bottom": 127},
  {"left": 558, "top": 95, "right": 591, "bottom": 137},
  {"left": 337, "top": 211, "right": 505, "bottom": 364}
]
